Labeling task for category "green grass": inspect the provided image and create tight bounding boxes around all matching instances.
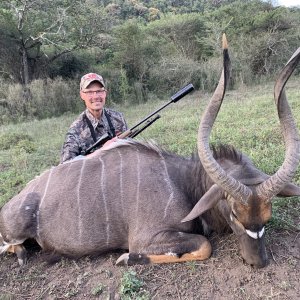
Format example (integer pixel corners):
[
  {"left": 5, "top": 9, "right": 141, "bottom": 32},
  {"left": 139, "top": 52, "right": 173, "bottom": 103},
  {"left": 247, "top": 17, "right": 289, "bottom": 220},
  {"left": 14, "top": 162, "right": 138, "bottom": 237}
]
[
  {"left": 119, "top": 269, "right": 149, "bottom": 300},
  {"left": 91, "top": 283, "right": 104, "bottom": 296},
  {"left": 0, "top": 78, "right": 300, "bottom": 229}
]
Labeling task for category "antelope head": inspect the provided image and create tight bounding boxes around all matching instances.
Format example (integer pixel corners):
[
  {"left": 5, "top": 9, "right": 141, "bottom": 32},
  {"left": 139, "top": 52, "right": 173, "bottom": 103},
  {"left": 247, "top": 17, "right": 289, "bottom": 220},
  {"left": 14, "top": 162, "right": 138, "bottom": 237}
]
[{"left": 184, "top": 34, "right": 300, "bottom": 267}]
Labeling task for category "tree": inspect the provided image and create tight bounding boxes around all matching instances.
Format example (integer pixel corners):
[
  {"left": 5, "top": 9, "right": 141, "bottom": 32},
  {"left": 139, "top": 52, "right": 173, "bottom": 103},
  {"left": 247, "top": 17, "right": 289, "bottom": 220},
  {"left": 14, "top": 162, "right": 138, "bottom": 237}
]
[
  {"left": 147, "top": 13, "right": 212, "bottom": 61},
  {"left": 0, "top": 0, "right": 109, "bottom": 85},
  {"left": 112, "top": 20, "right": 160, "bottom": 83},
  {"left": 108, "top": 19, "right": 162, "bottom": 103},
  {"left": 205, "top": 1, "right": 300, "bottom": 77}
]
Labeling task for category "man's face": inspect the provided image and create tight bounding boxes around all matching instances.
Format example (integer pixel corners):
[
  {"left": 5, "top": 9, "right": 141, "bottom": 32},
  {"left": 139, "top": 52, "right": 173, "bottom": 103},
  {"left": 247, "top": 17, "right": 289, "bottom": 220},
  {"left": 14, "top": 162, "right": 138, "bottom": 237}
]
[{"left": 80, "top": 82, "right": 107, "bottom": 114}]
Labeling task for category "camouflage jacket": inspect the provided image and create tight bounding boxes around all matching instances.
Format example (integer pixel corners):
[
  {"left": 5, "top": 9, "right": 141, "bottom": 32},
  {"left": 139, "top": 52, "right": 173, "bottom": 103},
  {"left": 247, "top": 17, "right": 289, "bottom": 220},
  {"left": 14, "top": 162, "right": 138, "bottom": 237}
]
[{"left": 60, "top": 108, "right": 128, "bottom": 163}]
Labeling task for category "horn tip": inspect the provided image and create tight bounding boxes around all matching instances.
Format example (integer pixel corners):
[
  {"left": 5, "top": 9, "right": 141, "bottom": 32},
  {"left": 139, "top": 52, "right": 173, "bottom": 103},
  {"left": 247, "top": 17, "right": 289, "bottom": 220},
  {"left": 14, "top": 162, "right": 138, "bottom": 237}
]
[{"left": 222, "top": 33, "right": 228, "bottom": 50}]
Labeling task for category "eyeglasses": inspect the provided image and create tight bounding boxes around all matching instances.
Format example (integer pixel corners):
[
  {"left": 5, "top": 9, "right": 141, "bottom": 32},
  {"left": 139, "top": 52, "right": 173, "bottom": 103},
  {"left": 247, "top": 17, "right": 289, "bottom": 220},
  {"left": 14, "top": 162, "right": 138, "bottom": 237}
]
[{"left": 82, "top": 89, "right": 106, "bottom": 96}]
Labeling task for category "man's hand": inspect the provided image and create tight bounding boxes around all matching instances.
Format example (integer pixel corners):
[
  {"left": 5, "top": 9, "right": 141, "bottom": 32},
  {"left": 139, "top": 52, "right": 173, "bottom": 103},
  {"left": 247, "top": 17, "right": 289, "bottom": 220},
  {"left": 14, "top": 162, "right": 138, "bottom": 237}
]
[
  {"left": 102, "top": 136, "right": 118, "bottom": 149},
  {"left": 86, "top": 137, "right": 119, "bottom": 158}
]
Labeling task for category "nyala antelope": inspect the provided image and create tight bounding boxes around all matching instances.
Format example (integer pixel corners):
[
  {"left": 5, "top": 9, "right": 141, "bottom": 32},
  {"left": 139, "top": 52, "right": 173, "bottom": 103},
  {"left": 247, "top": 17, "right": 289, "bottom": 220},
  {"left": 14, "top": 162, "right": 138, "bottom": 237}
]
[{"left": 1, "top": 35, "right": 299, "bottom": 268}]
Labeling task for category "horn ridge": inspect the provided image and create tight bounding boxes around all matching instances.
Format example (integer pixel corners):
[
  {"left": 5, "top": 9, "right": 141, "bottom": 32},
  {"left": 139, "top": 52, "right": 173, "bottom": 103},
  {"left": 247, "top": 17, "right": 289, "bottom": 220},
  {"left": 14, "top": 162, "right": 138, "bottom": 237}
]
[
  {"left": 197, "top": 34, "right": 252, "bottom": 205},
  {"left": 256, "top": 47, "right": 300, "bottom": 200}
]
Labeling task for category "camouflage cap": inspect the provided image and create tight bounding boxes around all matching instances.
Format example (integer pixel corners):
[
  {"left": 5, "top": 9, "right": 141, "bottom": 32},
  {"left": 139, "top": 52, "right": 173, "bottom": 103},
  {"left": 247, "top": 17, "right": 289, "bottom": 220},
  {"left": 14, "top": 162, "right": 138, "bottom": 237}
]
[{"left": 80, "top": 73, "right": 105, "bottom": 90}]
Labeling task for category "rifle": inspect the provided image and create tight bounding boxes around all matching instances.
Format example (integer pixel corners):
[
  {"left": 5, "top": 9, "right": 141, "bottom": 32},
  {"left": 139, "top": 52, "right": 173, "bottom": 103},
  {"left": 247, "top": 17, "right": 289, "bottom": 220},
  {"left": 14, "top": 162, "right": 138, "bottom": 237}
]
[{"left": 84, "top": 83, "right": 194, "bottom": 155}]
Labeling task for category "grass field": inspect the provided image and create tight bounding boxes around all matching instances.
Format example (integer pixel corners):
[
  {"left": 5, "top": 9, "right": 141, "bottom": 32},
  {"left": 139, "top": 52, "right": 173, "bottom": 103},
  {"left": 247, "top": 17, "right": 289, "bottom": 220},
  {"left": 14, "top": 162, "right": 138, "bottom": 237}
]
[
  {"left": 0, "top": 77, "right": 300, "bottom": 300},
  {"left": 0, "top": 78, "right": 300, "bottom": 231}
]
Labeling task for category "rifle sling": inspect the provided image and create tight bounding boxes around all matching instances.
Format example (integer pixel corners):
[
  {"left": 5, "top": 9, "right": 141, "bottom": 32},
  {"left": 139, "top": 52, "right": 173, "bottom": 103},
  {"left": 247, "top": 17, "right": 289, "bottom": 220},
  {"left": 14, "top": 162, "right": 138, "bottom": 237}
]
[
  {"left": 84, "top": 109, "right": 116, "bottom": 144},
  {"left": 104, "top": 109, "right": 116, "bottom": 137},
  {"left": 83, "top": 113, "right": 97, "bottom": 142}
]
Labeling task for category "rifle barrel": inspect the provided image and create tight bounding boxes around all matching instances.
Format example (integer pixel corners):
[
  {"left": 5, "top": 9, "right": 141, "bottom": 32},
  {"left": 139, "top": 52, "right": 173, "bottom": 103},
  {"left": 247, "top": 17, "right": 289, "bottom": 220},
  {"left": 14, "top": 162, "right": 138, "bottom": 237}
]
[
  {"left": 129, "top": 114, "right": 161, "bottom": 138},
  {"left": 130, "top": 83, "right": 194, "bottom": 131},
  {"left": 171, "top": 83, "right": 194, "bottom": 103}
]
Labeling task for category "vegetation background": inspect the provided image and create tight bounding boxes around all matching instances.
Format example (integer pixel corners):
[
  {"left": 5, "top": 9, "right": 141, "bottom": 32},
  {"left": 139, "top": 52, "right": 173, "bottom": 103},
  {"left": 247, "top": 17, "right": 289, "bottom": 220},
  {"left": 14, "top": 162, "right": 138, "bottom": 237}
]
[
  {"left": 0, "top": 1, "right": 300, "bottom": 299},
  {"left": 0, "top": 0, "right": 300, "bottom": 123}
]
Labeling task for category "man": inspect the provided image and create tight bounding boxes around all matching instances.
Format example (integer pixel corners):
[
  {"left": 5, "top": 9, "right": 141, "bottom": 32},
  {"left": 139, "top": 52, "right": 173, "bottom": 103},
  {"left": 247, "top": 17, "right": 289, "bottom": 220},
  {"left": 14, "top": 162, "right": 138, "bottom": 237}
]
[{"left": 60, "top": 73, "right": 128, "bottom": 163}]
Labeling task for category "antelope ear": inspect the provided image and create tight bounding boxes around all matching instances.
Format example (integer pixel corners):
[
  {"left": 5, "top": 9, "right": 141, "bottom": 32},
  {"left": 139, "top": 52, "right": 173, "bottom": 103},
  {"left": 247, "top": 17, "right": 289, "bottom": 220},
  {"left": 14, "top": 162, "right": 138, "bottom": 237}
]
[
  {"left": 277, "top": 182, "right": 300, "bottom": 197},
  {"left": 181, "top": 184, "right": 224, "bottom": 223}
]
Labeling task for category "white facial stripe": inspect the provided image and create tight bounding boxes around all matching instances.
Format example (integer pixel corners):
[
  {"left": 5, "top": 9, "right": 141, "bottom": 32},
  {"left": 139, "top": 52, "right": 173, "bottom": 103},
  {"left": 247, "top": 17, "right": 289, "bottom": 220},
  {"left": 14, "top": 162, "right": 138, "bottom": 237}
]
[
  {"left": 258, "top": 227, "right": 265, "bottom": 238},
  {"left": 246, "top": 227, "right": 265, "bottom": 239}
]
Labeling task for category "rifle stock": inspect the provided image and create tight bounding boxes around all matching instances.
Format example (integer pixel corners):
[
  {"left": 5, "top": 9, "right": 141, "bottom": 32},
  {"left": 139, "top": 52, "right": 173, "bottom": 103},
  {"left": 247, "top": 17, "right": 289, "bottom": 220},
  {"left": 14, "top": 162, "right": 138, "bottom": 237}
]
[
  {"left": 118, "top": 129, "right": 132, "bottom": 139},
  {"left": 84, "top": 133, "right": 112, "bottom": 155}
]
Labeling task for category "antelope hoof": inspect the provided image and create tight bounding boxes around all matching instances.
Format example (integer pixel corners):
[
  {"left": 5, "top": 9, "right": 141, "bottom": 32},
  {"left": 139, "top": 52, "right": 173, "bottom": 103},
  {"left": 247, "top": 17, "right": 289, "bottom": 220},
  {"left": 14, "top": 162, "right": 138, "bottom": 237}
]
[
  {"left": 17, "top": 251, "right": 27, "bottom": 266},
  {"left": 8, "top": 244, "right": 27, "bottom": 266},
  {"left": 116, "top": 253, "right": 151, "bottom": 266},
  {"left": 116, "top": 253, "right": 129, "bottom": 265}
]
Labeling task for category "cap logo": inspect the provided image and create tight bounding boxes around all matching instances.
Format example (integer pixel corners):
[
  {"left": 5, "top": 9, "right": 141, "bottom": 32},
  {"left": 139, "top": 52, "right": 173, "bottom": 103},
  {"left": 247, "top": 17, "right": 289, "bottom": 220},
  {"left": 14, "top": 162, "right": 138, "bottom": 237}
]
[{"left": 84, "top": 73, "right": 99, "bottom": 80}]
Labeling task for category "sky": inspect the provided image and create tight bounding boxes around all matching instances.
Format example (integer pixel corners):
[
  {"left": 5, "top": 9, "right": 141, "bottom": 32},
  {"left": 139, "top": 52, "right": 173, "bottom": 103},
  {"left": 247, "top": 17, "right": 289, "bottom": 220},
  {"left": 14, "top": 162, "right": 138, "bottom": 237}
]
[{"left": 276, "top": 0, "right": 300, "bottom": 6}]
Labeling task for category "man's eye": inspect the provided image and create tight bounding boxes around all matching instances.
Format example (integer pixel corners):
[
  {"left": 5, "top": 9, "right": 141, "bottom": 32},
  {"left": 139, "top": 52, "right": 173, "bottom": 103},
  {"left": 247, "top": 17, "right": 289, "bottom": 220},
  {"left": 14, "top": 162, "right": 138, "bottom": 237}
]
[{"left": 84, "top": 90, "right": 105, "bottom": 96}]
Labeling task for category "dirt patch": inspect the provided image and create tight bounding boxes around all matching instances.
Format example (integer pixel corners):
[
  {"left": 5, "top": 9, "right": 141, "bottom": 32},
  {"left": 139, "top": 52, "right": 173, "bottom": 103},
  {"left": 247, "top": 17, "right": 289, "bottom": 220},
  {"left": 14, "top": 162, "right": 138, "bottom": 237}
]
[{"left": 0, "top": 229, "right": 299, "bottom": 300}]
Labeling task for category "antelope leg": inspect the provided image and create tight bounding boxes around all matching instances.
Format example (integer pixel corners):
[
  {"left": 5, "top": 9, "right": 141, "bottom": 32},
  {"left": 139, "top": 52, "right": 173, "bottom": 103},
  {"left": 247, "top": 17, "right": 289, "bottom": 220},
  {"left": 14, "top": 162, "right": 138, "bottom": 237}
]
[
  {"left": 7, "top": 244, "right": 27, "bottom": 266},
  {"left": 116, "top": 235, "right": 212, "bottom": 265}
]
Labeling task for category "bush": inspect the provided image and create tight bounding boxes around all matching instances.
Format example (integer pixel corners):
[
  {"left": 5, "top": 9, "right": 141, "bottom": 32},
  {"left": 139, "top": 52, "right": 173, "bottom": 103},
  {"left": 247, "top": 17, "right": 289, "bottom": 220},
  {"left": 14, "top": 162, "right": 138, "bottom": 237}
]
[
  {"left": 29, "top": 78, "right": 82, "bottom": 118},
  {"left": 0, "top": 132, "right": 34, "bottom": 151},
  {"left": 0, "top": 78, "right": 84, "bottom": 123},
  {"left": 148, "top": 55, "right": 225, "bottom": 96},
  {"left": 119, "top": 270, "right": 149, "bottom": 299}
]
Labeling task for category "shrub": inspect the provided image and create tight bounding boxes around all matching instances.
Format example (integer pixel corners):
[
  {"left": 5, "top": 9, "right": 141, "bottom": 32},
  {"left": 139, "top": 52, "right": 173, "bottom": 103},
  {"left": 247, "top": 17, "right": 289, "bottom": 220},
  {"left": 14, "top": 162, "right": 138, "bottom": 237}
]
[
  {"left": 0, "top": 132, "right": 34, "bottom": 151},
  {"left": 119, "top": 270, "right": 149, "bottom": 300},
  {"left": 0, "top": 78, "right": 84, "bottom": 123},
  {"left": 148, "top": 55, "right": 225, "bottom": 96}
]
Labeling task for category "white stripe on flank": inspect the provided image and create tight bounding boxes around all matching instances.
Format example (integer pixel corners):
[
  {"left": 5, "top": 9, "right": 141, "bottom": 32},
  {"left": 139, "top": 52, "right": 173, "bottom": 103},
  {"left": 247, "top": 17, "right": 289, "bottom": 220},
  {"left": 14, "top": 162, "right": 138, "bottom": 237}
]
[
  {"left": 39, "top": 167, "right": 54, "bottom": 208},
  {"left": 99, "top": 157, "right": 110, "bottom": 245},
  {"left": 77, "top": 160, "right": 86, "bottom": 241},
  {"left": 117, "top": 149, "right": 125, "bottom": 218},
  {"left": 135, "top": 147, "right": 141, "bottom": 230},
  {"left": 64, "top": 162, "right": 73, "bottom": 178},
  {"left": 28, "top": 177, "right": 40, "bottom": 193},
  {"left": 36, "top": 168, "right": 54, "bottom": 239},
  {"left": 160, "top": 156, "right": 174, "bottom": 219},
  {"left": 36, "top": 210, "right": 40, "bottom": 239}
]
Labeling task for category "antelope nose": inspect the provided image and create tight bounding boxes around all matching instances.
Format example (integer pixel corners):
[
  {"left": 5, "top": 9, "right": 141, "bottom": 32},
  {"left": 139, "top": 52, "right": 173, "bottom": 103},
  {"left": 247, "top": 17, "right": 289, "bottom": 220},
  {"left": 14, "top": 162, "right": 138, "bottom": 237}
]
[{"left": 250, "top": 257, "right": 269, "bottom": 268}]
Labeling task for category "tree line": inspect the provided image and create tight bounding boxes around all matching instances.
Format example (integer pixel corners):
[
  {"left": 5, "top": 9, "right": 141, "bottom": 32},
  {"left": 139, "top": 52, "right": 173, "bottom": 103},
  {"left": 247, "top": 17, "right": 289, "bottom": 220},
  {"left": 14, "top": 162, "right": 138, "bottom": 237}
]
[{"left": 0, "top": 0, "right": 299, "bottom": 122}]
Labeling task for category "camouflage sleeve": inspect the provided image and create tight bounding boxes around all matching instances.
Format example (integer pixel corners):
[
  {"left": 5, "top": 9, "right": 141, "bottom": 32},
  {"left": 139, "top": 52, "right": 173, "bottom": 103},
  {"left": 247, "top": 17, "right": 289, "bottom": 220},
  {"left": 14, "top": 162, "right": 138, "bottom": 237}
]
[{"left": 60, "top": 132, "right": 81, "bottom": 164}]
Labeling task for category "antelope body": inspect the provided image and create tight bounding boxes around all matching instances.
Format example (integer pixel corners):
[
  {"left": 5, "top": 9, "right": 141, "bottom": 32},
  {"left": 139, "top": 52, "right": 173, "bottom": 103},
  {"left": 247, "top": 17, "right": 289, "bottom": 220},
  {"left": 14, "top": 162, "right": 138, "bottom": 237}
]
[{"left": 1, "top": 36, "right": 300, "bottom": 268}]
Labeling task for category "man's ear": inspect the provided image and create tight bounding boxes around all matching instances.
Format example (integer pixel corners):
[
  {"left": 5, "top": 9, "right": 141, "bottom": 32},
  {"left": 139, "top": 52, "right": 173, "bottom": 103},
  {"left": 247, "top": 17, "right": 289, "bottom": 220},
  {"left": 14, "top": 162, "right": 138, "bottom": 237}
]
[{"left": 79, "top": 91, "right": 85, "bottom": 101}]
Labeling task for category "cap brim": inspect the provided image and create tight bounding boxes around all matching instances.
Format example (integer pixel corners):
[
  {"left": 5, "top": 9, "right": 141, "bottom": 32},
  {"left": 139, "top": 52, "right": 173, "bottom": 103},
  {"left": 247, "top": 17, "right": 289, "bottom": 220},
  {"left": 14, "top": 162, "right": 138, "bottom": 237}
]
[{"left": 81, "top": 79, "right": 105, "bottom": 90}]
